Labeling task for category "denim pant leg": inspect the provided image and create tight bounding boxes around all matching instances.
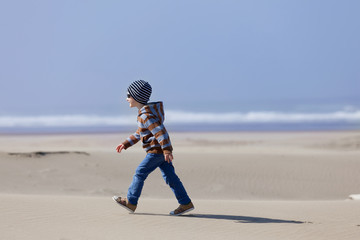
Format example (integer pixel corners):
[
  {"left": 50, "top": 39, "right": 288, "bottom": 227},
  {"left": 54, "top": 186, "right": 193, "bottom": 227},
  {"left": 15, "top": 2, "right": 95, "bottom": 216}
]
[
  {"left": 127, "top": 153, "right": 163, "bottom": 205},
  {"left": 159, "top": 161, "right": 191, "bottom": 205}
]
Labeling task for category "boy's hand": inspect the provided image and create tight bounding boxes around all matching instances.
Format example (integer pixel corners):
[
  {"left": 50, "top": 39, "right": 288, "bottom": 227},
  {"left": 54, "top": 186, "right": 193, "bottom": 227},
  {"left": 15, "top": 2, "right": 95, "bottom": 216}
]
[
  {"left": 164, "top": 153, "right": 173, "bottom": 163},
  {"left": 116, "top": 144, "right": 125, "bottom": 153}
]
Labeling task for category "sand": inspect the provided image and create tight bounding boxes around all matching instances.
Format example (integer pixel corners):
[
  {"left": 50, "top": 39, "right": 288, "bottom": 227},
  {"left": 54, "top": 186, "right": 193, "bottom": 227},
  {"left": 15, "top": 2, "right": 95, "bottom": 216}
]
[{"left": 1, "top": 131, "right": 360, "bottom": 239}]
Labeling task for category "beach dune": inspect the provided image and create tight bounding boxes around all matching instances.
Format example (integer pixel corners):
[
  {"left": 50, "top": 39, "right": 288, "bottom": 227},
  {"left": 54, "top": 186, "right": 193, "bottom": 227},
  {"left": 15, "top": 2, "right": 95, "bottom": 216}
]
[{"left": 0, "top": 131, "right": 360, "bottom": 239}]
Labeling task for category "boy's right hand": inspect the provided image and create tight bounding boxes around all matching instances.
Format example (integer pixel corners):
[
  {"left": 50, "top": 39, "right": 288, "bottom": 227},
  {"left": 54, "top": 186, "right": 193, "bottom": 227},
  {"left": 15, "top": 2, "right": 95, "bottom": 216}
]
[{"left": 116, "top": 144, "right": 125, "bottom": 153}]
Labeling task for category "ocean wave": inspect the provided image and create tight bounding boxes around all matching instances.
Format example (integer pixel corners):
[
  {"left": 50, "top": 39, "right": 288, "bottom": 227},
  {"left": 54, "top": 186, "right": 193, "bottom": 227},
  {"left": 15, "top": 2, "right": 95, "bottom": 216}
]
[
  {"left": 0, "top": 110, "right": 359, "bottom": 128},
  {"left": 0, "top": 115, "right": 135, "bottom": 127},
  {"left": 166, "top": 110, "right": 360, "bottom": 124}
]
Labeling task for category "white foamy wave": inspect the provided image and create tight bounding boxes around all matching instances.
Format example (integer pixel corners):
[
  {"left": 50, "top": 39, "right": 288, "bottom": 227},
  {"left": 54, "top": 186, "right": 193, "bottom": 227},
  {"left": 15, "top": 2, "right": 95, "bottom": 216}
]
[
  {"left": 166, "top": 110, "right": 360, "bottom": 124},
  {"left": 0, "top": 115, "right": 135, "bottom": 127},
  {"left": 0, "top": 110, "right": 359, "bottom": 128}
]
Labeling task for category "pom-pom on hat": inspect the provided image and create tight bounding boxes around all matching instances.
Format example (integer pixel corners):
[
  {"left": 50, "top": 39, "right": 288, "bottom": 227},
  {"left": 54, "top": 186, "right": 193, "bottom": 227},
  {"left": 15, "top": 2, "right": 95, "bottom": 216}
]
[{"left": 127, "top": 80, "right": 152, "bottom": 105}]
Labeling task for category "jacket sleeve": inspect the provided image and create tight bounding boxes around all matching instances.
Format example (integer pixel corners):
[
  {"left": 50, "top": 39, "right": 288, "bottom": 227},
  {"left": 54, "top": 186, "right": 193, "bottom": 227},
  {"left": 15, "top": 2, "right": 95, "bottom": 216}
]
[
  {"left": 142, "top": 115, "right": 173, "bottom": 154},
  {"left": 122, "top": 128, "right": 141, "bottom": 149}
]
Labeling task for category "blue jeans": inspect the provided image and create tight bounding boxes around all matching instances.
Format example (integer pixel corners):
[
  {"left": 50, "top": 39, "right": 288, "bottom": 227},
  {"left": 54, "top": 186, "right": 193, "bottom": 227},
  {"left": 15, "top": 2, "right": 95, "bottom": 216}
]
[{"left": 127, "top": 153, "right": 191, "bottom": 205}]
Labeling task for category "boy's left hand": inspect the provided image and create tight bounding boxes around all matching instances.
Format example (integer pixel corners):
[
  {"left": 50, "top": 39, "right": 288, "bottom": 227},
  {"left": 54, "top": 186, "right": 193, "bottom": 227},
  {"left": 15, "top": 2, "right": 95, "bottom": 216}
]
[{"left": 164, "top": 153, "right": 173, "bottom": 163}]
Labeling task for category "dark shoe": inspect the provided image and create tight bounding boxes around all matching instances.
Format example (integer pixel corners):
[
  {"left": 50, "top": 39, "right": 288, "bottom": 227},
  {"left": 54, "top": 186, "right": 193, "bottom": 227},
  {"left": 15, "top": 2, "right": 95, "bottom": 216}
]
[
  {"left": 170, "top": 202, "right": 194, "bottom": 216},
  {"left": 112, "top": 196, "right": 137, "bottom": 213}
]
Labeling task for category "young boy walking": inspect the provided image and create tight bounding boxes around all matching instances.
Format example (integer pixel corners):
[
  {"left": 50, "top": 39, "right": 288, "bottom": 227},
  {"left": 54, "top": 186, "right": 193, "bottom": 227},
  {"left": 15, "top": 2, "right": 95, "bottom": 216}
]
[{"left": 113, "top": 80, "right": 194, "bottom": 216}]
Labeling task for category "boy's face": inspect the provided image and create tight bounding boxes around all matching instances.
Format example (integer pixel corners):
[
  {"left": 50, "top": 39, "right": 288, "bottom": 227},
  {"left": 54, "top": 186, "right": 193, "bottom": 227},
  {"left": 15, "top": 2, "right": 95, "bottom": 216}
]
[{"left": 126, "top": 93, "right": 137, "bottom": 108}]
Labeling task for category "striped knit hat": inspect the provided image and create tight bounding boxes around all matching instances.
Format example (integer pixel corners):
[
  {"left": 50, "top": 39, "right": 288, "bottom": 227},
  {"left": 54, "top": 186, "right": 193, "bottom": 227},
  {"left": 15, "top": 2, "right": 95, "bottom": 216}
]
[{"left": 127, "top": 80, "right": 152, "bottom": 105}]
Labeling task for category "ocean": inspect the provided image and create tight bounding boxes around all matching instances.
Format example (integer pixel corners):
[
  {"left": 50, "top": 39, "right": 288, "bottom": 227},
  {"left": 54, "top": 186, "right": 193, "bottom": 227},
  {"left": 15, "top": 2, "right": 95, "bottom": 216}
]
[{"left": 1, "top": 109, "right": 359, "bottom": 134}]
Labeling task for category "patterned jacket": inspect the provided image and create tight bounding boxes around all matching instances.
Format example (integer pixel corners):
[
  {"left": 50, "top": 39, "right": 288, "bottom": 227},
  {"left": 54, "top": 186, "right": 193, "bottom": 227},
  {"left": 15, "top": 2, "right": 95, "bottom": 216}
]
[{"left": 122, "top": 101, "right": 173, "bottom": 154}]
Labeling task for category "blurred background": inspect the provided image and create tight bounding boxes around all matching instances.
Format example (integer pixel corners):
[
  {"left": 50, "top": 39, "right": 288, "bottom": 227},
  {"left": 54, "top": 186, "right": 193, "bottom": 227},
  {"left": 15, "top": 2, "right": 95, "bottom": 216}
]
[{"left": 1, "top": 0, "right": 359, "bottom": 133}]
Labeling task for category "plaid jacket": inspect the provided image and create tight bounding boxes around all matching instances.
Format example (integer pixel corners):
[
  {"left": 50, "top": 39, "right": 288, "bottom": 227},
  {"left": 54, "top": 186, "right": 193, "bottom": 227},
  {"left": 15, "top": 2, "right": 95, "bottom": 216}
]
[{"left": 122, "top": 102, "right": 173, "bottom": 154}]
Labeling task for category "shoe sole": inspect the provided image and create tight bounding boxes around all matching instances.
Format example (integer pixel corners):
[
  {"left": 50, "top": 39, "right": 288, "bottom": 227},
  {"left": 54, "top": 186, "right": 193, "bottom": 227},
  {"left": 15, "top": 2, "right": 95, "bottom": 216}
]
[
  {"left": 112, "top": 196, "right": 135, "bottom": 214},
  {"left": 170, "top": 207, "right": 195, "bottom": 216}
]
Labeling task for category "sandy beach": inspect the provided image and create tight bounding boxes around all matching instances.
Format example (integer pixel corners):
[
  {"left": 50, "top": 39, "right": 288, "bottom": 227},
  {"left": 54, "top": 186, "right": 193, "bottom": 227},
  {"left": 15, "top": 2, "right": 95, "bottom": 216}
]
[{"left": 1, "top": 131, "right": 360, "bottom": 239}]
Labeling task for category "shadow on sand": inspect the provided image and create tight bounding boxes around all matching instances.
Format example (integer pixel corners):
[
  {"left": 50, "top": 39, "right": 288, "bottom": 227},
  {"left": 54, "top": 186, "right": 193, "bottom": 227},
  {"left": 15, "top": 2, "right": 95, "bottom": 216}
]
[{"left": 134, "top": 213, "right": 306, "bottom": 224}]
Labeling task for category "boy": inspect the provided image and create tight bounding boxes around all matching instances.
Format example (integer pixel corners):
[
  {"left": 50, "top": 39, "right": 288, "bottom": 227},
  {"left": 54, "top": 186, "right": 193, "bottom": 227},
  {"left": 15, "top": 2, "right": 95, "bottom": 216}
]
[{"left": 113, "top": 80, "right": 194, "bottom": 216}]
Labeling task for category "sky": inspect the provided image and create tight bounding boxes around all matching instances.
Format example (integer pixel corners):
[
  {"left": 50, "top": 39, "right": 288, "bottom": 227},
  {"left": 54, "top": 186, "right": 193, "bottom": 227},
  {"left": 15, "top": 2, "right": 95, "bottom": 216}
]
[{"left": 1, "top": 0, "right": 359, "bottom": 117}]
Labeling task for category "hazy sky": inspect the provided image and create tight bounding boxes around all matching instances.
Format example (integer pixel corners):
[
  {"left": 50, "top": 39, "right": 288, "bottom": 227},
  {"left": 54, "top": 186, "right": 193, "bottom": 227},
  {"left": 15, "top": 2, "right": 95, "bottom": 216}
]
[{"left": 1, "top": 0, "right": 359, "bottom": 115}]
